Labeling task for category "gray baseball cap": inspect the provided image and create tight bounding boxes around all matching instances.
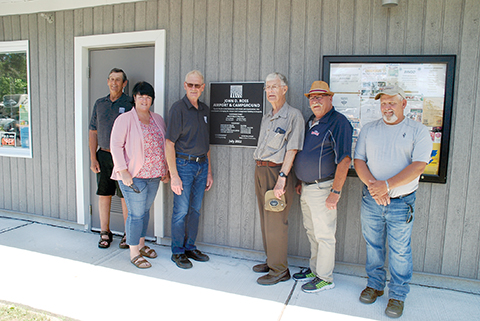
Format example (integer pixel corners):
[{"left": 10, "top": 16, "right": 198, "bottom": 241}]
[{"left": 374, "top": 85, "right": 406, "bottom": 100}]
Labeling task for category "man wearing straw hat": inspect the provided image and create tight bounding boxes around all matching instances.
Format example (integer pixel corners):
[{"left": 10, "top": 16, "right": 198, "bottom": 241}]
[
  {"left": 354, "top": 85, "right": 432, "bottom": 318},
  {"left": 293, "top": 81, "right": 353, "bottom": 293}
]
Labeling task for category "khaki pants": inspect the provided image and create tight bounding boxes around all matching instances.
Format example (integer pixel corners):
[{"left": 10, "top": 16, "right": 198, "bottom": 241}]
[
  {"left": 254, "top": 164, "right": 295, "bottom": 276},
  {"left": 300, "top": 180, "right": 337, "bottom": 283}
]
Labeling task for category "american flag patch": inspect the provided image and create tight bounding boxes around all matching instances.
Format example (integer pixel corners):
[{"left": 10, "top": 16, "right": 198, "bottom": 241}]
[{"left": 311, "top": 130, "right": 320, "bottom": 136}]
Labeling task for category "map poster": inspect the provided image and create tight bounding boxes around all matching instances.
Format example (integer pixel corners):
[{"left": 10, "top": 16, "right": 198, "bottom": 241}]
[{"left": 210, "top": 82, "right": 264, "bottom": 147}]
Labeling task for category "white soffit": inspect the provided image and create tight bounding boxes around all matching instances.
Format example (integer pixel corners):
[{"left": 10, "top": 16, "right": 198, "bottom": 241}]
[{"left": 0, "top": 0, "right": 145, "bottom": 16}]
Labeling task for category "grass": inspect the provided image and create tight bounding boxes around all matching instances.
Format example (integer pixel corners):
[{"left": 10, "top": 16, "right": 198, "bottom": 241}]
[{"left": 0, "top": 302, "right": 74, "bottom": 321}]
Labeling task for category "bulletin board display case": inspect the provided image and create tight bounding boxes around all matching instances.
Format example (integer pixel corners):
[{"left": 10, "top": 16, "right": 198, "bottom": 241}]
[{"left": 323, "top": 55, "right": 456, "bottom": 184}]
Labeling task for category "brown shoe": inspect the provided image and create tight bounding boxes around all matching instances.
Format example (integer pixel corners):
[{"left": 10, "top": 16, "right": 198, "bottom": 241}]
[
  {"left": 257, "top": 270, "right": 290, "bottom": 285},
  {"left": 385, "top": 299, "right": 404, "bottom": 318},
  {"left": 252, "top": 263, "right": 269, "bottom": 273},
  {"left": 359, "top": 287, "right": 384, "bottom": 304},
  {"left": 139, "top": 246, "right": 157, "bottom": 258}
]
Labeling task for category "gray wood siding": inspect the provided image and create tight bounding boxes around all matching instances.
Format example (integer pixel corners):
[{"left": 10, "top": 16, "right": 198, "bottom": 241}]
[{"left": 1, "top": 0, "right": 479, "bottom": 280}]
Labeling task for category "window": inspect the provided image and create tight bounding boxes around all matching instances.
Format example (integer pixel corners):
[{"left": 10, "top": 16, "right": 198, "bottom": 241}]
[{"left": 0, "top": 40, "right": 32, "bottom": 158}]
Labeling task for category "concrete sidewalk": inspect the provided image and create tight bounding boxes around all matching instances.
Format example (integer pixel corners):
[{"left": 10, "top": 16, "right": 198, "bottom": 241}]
[{"left": 0, "top": 216, "right": 479, "bottom": 321}]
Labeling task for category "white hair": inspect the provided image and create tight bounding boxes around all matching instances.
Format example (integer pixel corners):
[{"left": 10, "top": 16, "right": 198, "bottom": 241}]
[
  {"left": 185, "top": 70, "right": 204, "bottom": 83},
  {"left": 265, "top": 72, "right": 288, "bottom": 86}
]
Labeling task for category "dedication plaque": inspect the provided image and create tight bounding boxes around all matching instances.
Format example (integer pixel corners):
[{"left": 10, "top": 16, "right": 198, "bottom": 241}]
[{"left": 210, "top": 82, "right": 264, "bottom": 147}]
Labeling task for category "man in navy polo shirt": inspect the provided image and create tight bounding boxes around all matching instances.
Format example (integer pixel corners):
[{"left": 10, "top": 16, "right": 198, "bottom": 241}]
[
  {"left": 293, "top": 81, "right": 353, "bottom": 292},
  {"left": 89, "top": 68, "right": 133, "bottom": 249},
  {"left": 165, "top": 70, "right": 213, "bottom": 269}
]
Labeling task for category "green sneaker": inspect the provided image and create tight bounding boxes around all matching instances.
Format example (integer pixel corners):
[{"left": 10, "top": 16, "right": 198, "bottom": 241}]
[
  {"left": 293, "top": 268, "right": 316, "bottom": 281},
  {"left": 301, "top": 277, "right": 335, "bottom": 293}
]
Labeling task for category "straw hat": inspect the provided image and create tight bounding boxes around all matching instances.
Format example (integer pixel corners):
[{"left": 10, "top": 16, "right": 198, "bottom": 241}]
[{"left": 304, "top": 81, "right": 334, "bottom": 98}]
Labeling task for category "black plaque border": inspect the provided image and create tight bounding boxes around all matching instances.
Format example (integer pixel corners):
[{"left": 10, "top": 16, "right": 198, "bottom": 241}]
[{"left": 209, "top": 81, "right": 265, "bottom": 148}]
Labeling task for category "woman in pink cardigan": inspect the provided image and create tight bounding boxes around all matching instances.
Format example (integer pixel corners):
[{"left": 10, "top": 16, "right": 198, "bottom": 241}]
[{"left": 111, "top": 81, "right": 169, "bottom": 269}]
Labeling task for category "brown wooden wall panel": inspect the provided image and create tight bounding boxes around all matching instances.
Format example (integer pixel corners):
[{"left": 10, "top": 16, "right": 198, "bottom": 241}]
[{"left": 0, "top": 0, "right": 479, "bottom": 280}]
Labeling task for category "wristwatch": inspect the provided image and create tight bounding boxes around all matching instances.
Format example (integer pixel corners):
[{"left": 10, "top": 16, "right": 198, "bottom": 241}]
[
  {"left": 279, "top": 172, "right": 287, "bottom": 178},
  {"left": 330, "top": 188, "right": 341, "bottom": 195}
]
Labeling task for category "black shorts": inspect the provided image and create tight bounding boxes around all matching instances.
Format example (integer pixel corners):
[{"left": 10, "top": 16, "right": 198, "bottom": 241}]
[{"left": 96, "top": 149, "right": 123, "bottom": 198}]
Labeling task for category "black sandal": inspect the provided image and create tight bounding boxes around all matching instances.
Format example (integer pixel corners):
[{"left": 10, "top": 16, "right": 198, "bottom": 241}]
[
  {"left": 119, "top": 233, "right": 129, "bottom": 249},
  {"left": 98, "top": 231, "right": 113, "bottom": 248}
]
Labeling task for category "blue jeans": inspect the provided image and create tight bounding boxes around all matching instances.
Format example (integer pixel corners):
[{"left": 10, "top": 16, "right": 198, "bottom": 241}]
[
  {"left": 119, "top": 177, "right": 161, "bottom": 246},
  {"left": 171, "top": 157, "right": 208, "bottom": 254},
  {"left": 361, "top": 185, "right": 415, "bottom": 301}
]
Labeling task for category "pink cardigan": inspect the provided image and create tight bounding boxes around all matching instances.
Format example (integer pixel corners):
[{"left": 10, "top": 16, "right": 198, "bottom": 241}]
[{"left": 110, "top": 108, "right": 167, "bottom": 180}]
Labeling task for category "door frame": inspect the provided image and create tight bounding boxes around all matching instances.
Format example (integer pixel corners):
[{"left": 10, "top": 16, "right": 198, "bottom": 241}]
[{"left": 74, "top": 30, "right": 166, "bottom": 238}]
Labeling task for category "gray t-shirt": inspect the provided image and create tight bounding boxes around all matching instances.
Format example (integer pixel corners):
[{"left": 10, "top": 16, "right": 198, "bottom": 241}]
[
  {"left": 89, "top": 93, "right": 133, "bottom": 150},
  {"left": 354, "top": 118, "right": 432, "bottom": 197}
]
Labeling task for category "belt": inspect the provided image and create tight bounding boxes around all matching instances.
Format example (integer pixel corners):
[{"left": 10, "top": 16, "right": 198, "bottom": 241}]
[
  {"left": 304, "top": 177, "right": 333, "bottom": 185},
  {"left": 176, "top": 153, "right": 207, "bottom": 163},
  {"left": 255, "top": 160, "right": 282, "bottom": 167},
  {"left": 390, "top": 191, "right": 414, "bottom": 199}
]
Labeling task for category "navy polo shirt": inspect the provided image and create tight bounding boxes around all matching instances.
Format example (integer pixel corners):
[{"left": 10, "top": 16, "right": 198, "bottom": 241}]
[
  {"left": 294, "top": 107, "right": 353, "bottom": 183},
  {"left": 166, "top": 95, "right": 210, "bottom": 156},
  {"left": 89, "top": 93, "right": 133, "bottom": 150}
]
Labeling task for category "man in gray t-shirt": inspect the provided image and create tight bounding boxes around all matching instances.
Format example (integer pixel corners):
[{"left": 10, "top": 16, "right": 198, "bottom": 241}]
[
  {"left": 89, "top": 68, "right": 133, "bottom": 249},
  {"left": 354, "top": 85, "right": 432, "bottom": 318}
]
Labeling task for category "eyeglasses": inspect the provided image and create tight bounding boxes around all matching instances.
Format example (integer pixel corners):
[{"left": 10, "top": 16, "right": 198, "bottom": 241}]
[
  {"left": 309, "top": 94, "right": 328, "bottom": 101},
  {"left": 264, "top": 85, "right": 284, "bottom": 91},
  {"left": 186, "top": 83, "right": 203, "bottom": 89},
  {"left": 129, "top": 184, "right": 141, "bottom": 193}
]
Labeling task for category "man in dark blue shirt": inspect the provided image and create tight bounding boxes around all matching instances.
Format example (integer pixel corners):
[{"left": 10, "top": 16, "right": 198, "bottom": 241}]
[
  {"left": 293, "top": 81, "right": 353, "bottom": 293},
  {"left": 89, "top": 68, "right": 133, "bottom": 249},
  {"left": 165, "top": 70, "right": 213, "bottom": 269}
]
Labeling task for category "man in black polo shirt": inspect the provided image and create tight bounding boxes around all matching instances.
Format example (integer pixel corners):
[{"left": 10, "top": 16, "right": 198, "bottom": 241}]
[
  {"left": 165, "top": 70, "right": 213, "bottom": 269},
  {"left": 89, "top": 68, "right": 133, "bottom": 249},
  {"left": 293, "top": 81, "right": 353, "bottom": 292}
]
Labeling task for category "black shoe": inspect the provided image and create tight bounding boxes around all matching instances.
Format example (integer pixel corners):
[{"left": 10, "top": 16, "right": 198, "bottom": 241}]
[
  {"left": 257, "top": 270, "right": 291, "bottom": 285},
  {"left": 252, "top": 263, "right": 269, "bottom": 273},
  {"left": 359, "top": 287, "right": 384, "bottom": 304},
  {"left": 171, "top": 254, "right": 193, "bottom": 269},
  {"left": 98, "top": 231, "right": 113, "bottom": 249},
  {"left": 385, "top": 299, "right": 404, "bottom": 318},
  {"left": 292, "top": 267, "right": 316, "bottom": 281},
  {"left": 185, "top": 249, "right": 210, "bottom": 262}
]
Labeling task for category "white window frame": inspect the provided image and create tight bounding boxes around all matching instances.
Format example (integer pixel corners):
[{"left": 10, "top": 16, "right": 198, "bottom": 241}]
[{"left": 0, "top": 40, "right": 32, "bottom": 158}]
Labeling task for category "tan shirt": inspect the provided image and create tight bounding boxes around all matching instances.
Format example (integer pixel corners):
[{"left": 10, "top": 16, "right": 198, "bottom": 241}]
[{"left": 253, "top": 102, "right": 305, "bottom": 163}]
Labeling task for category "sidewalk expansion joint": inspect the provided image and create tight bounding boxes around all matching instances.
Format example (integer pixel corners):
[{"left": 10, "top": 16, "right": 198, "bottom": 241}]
[
  {"left": 277, "top": 280, "right": 298, "bottom": 320},
  {"left": 91, "top": 249, "right": 125, "bottom": 266},
  {"left": 0, "top": 222, "right": 33, "bottom": 234}
]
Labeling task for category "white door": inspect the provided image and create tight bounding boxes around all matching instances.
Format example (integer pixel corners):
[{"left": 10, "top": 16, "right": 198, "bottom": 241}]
[{"left": 89, "top": 46, "right": 155, "bottom": 238}]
